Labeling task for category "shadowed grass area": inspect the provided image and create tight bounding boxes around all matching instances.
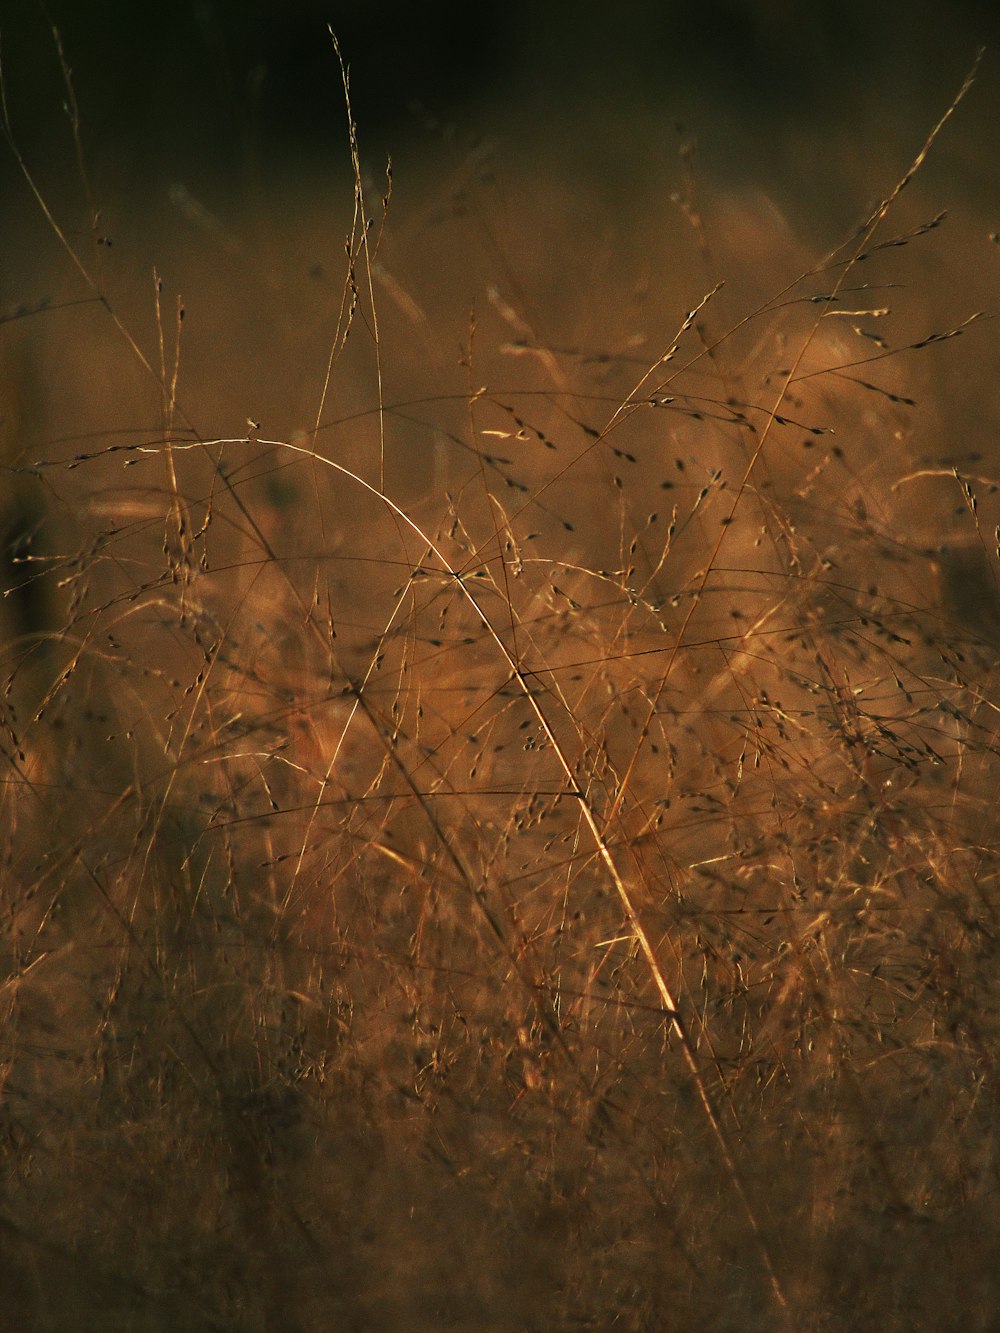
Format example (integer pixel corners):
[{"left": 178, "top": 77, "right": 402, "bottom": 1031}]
[{"left": 2, "top": 27, "right": 1000, "bottom": 1333}]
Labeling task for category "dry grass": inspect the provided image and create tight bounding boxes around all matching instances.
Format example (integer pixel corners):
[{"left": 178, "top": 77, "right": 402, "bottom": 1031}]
[{"left": 2, "top": 28, "right": 1000, "bottom": 1333}]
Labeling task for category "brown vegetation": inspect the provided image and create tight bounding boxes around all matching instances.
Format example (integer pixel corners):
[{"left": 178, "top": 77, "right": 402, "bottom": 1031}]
[{"left": 1, "top": 28, "right": 1000, "bottom": 1333}]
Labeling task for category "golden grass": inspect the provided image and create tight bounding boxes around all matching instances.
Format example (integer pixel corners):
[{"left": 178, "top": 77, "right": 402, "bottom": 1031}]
[{"left": 1, "top": 28, "right": 999, "bottom": 1332}]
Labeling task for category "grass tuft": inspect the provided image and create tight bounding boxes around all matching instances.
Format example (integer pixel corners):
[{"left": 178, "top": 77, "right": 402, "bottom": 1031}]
[{"left": 1, "top": 29, "right": 999, "bottom": 1333}]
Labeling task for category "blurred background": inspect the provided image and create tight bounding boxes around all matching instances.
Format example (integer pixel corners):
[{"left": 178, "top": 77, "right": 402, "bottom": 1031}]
[
  {"left": 2, "top": 1, "right": 998, "bottom": 217},
  {"left": 2, "top": 0, "right": 999, "bottom": 662}
]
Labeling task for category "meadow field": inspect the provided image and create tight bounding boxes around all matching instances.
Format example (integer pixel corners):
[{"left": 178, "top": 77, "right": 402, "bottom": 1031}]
[{"left": 2, "top": 15, "right": 1000, "bottom": 1331}]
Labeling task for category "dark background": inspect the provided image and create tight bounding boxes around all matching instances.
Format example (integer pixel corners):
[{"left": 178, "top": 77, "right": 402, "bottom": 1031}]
[{"left": 3, "top": 2, "right": 998, "bottom": 171}]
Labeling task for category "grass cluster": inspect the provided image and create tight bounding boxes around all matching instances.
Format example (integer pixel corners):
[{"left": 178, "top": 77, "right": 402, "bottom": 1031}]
[{"left": 1, "top": 35, "right": 999, "bottom": 1333}]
